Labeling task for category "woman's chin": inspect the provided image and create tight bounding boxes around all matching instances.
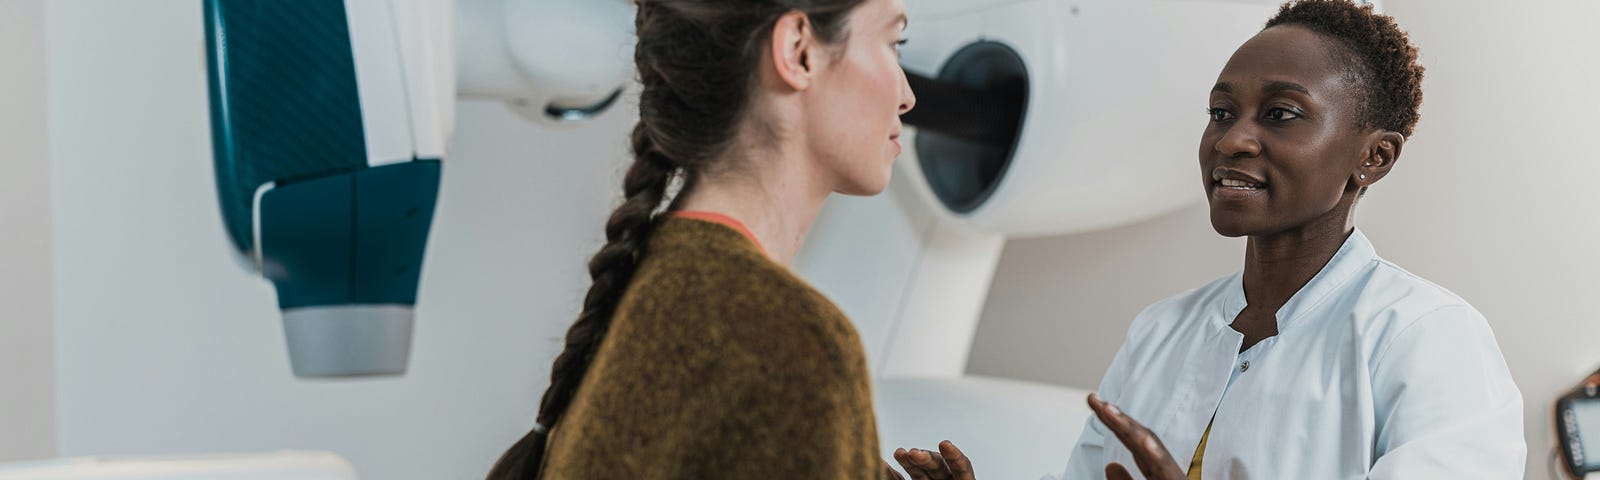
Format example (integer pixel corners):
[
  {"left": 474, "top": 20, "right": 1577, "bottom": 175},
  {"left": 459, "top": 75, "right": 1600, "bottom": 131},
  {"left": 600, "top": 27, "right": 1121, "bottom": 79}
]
[
  {"left": 840, "top": 178, "right": 891, "bottom": 197},
  {"left": 1209, "top": 216, "right": 1255, "bottom": 238},
  {"left": 836, "top": 166, "right": 894, "bottom": 197}
]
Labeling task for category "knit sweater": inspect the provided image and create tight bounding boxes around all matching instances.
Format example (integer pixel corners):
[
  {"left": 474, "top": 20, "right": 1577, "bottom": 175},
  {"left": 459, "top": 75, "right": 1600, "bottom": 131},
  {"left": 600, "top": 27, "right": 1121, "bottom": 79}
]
[{"left": 541, "top": 215, "right": 884, "bottom": 479}]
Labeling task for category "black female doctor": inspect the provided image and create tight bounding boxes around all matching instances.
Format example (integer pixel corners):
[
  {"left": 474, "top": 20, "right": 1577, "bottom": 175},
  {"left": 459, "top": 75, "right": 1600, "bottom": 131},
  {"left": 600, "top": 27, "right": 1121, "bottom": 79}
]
[{"left": 891, "top": 1, "right": 1524, "bottom": 478}]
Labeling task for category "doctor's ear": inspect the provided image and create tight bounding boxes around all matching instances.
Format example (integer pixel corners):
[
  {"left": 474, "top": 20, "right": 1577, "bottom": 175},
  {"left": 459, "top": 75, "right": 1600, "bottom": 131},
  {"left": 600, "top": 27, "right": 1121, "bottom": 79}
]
[
  {"left": 1354, "top": 131, "right": 1405, "bottom": 188},
  {"left": 769, "top": 11, "right": 818, "bottom": 91}
]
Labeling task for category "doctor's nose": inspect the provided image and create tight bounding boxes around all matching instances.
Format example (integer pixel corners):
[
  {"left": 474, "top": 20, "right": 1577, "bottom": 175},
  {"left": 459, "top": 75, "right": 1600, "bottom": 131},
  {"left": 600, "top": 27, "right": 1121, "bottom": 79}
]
[{"left": 1214, "top": 125, "right": 1262, "bottom": 159}]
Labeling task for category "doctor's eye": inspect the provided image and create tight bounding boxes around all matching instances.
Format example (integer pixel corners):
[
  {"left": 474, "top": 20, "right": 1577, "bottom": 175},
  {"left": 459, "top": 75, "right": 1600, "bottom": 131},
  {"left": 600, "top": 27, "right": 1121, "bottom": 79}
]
[
  {"left": 1207, "top": 107, "right": 1236, "bottom": 122},
  {"left": 1264, "top": 107, "right": 1302, "bottom": 122}
]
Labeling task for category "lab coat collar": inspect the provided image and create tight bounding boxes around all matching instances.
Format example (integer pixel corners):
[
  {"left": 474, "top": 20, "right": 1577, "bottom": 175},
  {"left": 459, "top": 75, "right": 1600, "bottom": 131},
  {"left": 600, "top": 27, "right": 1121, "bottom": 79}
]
[{"left": 1219, "top": 229, "right": 1378, "bottom": 332}]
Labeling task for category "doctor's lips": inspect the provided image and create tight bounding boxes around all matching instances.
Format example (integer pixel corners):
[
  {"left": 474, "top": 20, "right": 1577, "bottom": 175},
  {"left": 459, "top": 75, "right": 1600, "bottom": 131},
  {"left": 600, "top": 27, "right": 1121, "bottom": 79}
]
[{"left": 1212, "top": 167, "right": 1267, "bottom": 192}]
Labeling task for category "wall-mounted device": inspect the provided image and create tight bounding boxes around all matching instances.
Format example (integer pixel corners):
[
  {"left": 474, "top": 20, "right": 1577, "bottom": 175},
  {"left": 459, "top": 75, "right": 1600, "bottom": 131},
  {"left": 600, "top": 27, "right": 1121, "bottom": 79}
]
[
  {"left": 204, "top": 0, "right": 454, "bottom": 377},
  {"left": 1556, "top": 368, "right": 1600, "bottom": 478},
  {"left": 202, "top": 0, "right": 632, "bottom": 377}
]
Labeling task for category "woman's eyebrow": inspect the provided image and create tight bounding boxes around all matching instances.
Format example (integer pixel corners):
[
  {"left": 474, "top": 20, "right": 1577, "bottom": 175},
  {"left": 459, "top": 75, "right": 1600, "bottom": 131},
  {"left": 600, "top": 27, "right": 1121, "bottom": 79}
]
[
  {"left": 888, "top": 13, "right": 907, "bottom": 31},
  {"left": 1212, "top": 81, "right": 1310, "bottom": 96},
  {"left": 1262, "top": 80, "right": 1311, "bottom": 96}
]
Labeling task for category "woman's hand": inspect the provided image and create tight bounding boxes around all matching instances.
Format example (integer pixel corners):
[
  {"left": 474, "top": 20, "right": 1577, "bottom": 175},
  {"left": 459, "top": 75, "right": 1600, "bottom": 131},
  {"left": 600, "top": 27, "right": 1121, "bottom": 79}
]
[
  {"left": 886, "top": 460, "right": 906, "bottom": 480},
  {"left": 891, "top": 440, "right": 977, "bottom": 480},
  {"left": 1088, "top": 393, "right": 1187, "bottom": 480}
]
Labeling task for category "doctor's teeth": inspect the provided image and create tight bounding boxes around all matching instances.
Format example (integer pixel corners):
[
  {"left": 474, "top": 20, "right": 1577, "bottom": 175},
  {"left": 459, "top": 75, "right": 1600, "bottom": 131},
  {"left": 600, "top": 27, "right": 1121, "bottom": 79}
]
[{"left": 1220, "top": 179, "right": 1262, "bottom": 188}]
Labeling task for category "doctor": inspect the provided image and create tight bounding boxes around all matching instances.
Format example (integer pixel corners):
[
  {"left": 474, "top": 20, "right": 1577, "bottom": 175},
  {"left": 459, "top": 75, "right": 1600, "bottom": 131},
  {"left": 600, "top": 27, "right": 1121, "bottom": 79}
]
[{"left": 892, "top": 1, "right": 1524, "bottom": 478}]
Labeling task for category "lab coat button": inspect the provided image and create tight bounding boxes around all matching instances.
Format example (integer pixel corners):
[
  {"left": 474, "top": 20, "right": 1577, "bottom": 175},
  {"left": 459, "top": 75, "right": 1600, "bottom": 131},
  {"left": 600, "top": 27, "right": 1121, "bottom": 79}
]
[{"left": 1240, "top": 361, "right": 1250, "bottom": 372}]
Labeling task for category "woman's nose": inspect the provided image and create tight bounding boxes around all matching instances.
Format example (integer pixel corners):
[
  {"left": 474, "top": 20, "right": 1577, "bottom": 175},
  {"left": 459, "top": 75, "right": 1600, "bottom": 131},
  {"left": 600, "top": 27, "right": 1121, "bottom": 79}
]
[
  {"left": 898, "top": 69, "right": 917, "bottom": 115},
  {"left": 1215, "top": 125, "right": 1261, "bottom": 158}
]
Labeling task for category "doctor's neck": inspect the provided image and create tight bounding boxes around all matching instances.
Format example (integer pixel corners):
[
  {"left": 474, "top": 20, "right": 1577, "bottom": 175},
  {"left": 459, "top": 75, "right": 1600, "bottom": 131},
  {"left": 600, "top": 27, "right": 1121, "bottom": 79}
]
[
  {"left": 1241, "top": 200, "right": 1358, "bottom": 309},
  {"left": 673, "top": 145, "right": 834, "bottom": 266}
]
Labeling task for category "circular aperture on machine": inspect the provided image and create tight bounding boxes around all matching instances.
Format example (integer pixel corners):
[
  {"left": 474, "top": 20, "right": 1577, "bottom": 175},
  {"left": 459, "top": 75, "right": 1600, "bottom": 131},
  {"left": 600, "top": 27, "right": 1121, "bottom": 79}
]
[{"left": 912, "top": 41, "right": 1029, "bottom": 214}]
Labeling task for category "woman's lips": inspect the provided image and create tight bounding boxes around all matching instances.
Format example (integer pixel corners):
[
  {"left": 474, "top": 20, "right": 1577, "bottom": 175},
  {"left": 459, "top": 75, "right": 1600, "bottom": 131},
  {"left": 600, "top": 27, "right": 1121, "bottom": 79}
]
[
  {"left": 1209, "top": 167, "right": 1267, "bottom": 200},
  {"left": 1211, "top": 180, "right": 1268, "bottom": 200},
  {"left": 1219, "top": 178, "right": 1265, "bottom": 189}
]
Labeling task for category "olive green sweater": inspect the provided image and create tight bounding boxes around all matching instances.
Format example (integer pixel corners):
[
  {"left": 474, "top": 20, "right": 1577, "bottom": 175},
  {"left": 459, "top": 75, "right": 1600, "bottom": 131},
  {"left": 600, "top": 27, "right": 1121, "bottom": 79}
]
[{"left": 541, "top": 215, "right": 884, "bottom": 479}]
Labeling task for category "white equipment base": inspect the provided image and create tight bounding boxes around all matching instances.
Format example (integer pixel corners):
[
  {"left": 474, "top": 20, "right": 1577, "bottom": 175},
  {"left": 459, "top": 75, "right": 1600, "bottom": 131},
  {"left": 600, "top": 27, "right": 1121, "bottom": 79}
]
[{"left": 0, "top": 451, "right": 356, "bottom": 480}]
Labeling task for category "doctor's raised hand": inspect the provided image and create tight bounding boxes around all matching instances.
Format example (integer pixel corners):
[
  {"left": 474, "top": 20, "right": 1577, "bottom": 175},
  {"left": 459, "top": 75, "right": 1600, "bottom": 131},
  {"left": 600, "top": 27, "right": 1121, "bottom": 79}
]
[{"left": 1087, "top": 394, "right": 1186, "bottom": 480}]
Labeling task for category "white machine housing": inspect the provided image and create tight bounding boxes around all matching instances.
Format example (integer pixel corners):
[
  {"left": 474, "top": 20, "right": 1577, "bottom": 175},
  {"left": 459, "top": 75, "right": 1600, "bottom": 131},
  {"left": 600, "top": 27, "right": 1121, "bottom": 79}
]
[
  {"left": 345, "top": 0, "right": 457, "bottom": 168},
  {"left": 897, "top": 0, "right": 1283, "bottom": 237},
  {"left": 456, "top": 0, "right": 635, "bottom": 124},
  {"left": 801, "top": 0, "right": 1280, "bottom": 380}
]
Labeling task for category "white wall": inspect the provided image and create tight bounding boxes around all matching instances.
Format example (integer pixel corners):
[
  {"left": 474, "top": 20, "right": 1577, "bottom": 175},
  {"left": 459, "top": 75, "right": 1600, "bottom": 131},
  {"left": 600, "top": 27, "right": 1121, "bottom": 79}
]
[
  {"left": 0, "top": 0, "right": 55, "bottom": 463},
  {"left": 46, "top": 2, "right": 629, "bottom": 479},
  {"left": 969, "top": 1, "right": 1600, "bottom": 478}
]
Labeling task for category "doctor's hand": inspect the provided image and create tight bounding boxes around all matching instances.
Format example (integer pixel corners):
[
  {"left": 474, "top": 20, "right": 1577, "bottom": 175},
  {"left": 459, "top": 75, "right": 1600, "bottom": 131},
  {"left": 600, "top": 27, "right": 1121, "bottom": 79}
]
[
  {"left": 1089, "top": 393, "right": 1186, "bottom": 480},
  {"left": 891, "top": 440, "right": 977, "bottom": 480}
]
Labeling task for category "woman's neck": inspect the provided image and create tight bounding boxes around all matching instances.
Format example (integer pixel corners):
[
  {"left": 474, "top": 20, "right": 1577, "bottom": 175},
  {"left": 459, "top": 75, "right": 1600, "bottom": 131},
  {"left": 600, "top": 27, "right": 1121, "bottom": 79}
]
[
  {"left": 1241, "top": 202, "right": 1357, "bottom": 311},
  {"left": 674, "top": 148, "right": 833, "bottom": 266}
]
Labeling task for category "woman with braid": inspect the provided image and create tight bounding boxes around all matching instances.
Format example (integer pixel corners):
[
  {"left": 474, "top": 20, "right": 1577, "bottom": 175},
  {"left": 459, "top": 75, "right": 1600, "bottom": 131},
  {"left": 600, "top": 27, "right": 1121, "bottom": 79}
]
[
  {"left": 487, "top": 0, "right": 915, "bottom": 478},
  {"left": 893, "top": 1, "right": 1524, "bottom": 479}
]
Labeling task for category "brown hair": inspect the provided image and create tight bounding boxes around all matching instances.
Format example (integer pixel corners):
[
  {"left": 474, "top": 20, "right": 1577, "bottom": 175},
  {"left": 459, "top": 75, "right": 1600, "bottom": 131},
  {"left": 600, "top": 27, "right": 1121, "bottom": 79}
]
[
  {"left": 1265, "top": 0, "right": 1425, "bottom": 137},
  {"left": 485, "top": 0, "right": 867, "bottom": 478}
]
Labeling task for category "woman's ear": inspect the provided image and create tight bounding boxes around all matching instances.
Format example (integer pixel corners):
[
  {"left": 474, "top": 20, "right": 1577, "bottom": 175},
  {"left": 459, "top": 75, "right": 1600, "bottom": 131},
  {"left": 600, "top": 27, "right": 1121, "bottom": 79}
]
[
  {"left": 768, "top": 11, "right": 816, "bottom": 91},
  {"left": 1354, "top": 130, "right": 1405, "bottom": 187}
]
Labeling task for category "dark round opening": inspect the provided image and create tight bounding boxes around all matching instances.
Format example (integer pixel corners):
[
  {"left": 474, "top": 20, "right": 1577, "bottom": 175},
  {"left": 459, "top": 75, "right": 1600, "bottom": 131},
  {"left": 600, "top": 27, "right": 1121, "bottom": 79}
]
[{"left": 913, "top": 41, "right": 1029, "bottom": 214}]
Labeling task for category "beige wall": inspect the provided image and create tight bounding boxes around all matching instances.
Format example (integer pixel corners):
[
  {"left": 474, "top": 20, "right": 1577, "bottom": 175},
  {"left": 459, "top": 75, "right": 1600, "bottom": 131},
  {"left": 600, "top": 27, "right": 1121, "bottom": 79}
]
[
  {"left": 969, "top": 1, "right": 1600, "bottom": 478},
  {"left": 0, "top": 0, "right": 55, "bottom": 462}
]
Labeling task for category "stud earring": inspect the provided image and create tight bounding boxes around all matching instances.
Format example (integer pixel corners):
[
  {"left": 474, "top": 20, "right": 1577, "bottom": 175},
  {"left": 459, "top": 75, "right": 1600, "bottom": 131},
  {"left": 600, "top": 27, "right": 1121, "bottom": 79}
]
[{"left": 1359, "top": 174, "right": 1367, "bottom": 180}]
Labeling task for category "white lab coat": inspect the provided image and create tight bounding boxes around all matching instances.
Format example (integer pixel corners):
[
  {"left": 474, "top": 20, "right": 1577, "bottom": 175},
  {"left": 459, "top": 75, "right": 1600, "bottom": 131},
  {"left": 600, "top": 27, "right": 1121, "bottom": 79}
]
[{"left": 1056, "top": 230, "right": 1524, "bottom": 479}]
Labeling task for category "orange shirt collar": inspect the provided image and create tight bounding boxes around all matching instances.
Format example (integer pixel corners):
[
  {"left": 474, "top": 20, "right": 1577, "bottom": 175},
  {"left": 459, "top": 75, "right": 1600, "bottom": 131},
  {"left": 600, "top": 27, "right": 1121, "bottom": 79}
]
[{"left": 671, "top": 211, "right": 768, "bottom": 255}]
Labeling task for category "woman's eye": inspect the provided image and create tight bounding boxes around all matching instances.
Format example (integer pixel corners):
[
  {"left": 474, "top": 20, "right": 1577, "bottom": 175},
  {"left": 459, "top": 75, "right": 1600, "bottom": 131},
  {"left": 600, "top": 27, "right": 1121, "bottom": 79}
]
[
  {"left": 894, "top": 38, "right": 908, "bottom": 56},
  {"left": 1265, "top": 107, "right": 1302, "bottom": 121},
  {"left": 1207, "top": 108, "right": 1235, "bottom": 122}
]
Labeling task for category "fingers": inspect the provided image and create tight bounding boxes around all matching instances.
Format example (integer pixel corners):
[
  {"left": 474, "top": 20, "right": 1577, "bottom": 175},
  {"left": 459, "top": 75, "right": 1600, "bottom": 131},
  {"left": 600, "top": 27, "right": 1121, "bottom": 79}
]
[
  {"left": 1087, "top": 393, "right": 1137, "bottom": 440},
  {"left": 1088, "top": 393, "right": 1144, "bottom": 460},
  {"left": 1088, "top": 393, "right": 1159, "bottom": 455},
  {"left": 885, "top": 460, "right": 907, "bottom": 480},
  {"left": 937, "top": 440, "right": 977, "bottom": 480},
  {"left": 1104, "top": 463, "right": 1135, "bottom": 480},
  {"left": 920, "top": 449, "right": 953, "bottom": 479},
  {"left": 893, "top": 447, "right": 953, "bottom": 480},
  {"left": 1088, "top": 393, "right": 1186, "bottom": 479},
  {"left": 893, "top": 448, "right": 928, "bottom": 480},
  {"left": 893, "top": 448, "right": 938, "bottom": 480}
]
